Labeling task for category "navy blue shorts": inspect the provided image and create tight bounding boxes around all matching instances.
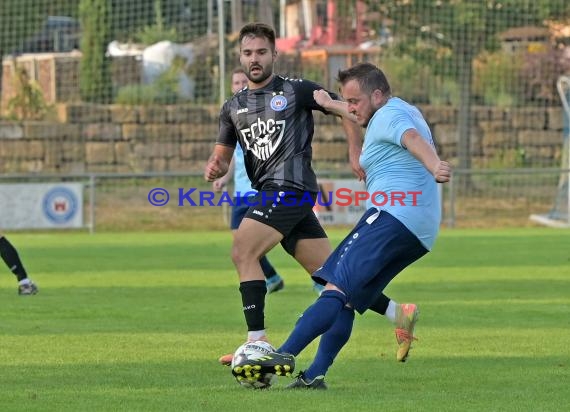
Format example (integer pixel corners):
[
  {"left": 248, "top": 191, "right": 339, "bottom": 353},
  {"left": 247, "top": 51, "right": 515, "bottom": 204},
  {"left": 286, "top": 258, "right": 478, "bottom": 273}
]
[
  {"left": 230, "top": 197, "right": 250, "bottom": 230},
  {"left": 313, "top": 208, "right": 428, "bottom": 314}
]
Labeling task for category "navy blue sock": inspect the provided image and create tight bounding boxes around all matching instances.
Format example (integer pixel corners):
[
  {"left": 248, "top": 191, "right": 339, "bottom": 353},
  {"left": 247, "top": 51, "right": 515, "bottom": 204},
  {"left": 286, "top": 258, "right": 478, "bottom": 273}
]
[
  {"left": 259, "top": 256, "right": 277, "bottom": 279},
  {"left": 304, "top": 306, "right": 355, "bottom": 380},
  {"left": 278, "top": 290, "right": 347, "bottom": 356}
]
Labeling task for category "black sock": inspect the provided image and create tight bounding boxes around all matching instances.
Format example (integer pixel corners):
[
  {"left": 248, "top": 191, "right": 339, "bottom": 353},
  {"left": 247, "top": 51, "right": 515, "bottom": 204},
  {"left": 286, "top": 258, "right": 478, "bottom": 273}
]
[
  {"left": 368, "top": 293, "right": 390, "bottom": 315},
  {"left": 0, "top": 236, "right": 28, "bottom": 281},
  {"left": 239, "top": 280, "right": 267, "bottom": 331}
]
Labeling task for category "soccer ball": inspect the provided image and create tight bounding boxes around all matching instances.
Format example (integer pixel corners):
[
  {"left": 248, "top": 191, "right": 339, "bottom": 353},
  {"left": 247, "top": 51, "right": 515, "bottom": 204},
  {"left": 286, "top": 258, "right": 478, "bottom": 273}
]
[{"left": 231, "top": 340, "right": 277, "bottom": 389}]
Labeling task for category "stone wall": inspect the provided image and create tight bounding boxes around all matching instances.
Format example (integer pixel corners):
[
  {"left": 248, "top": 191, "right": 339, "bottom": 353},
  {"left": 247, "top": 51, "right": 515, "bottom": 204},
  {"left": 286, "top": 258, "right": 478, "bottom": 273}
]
[
  {"left": 420, "top": 105, "right": 565, "bottom": 167},
  {"left": 0, "top": 103, "right": 565, "bottom": 175}
]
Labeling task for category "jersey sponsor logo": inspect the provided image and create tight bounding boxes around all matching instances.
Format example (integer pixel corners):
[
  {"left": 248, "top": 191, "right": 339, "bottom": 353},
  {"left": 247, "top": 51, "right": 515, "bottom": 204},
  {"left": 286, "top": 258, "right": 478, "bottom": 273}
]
[
  {"left": 270, "top": 95, "right": 287, "bottom": 111},
  {"left": 252, "top": 209, "right": 264, "bottom": 216},
  {"left": 237, "top": 107, "right": 249, "bottom": 114},
  {"left": 240, "top": 118, "right": 286, "bottom": 160}
]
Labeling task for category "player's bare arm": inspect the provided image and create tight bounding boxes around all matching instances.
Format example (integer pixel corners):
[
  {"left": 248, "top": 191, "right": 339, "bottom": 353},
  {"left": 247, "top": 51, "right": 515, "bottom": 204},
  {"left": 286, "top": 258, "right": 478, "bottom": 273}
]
[
  {"left": 313, "top": 89, "right": 357, "bottom": 123},
  {"left": 313, "top": 89, "right": 365, "bottom": 180},
  {"left": 341, "top": 117, "right": 366, "bottom": 181},
  {"left": 212, "top": 157, "right": 235, "bottom": 191},
  {"left": 402, "top": 129, "right": 452, "bottom": 183},
  {"left": 204, "top": 144, "right": 234, "bottom": 182}
]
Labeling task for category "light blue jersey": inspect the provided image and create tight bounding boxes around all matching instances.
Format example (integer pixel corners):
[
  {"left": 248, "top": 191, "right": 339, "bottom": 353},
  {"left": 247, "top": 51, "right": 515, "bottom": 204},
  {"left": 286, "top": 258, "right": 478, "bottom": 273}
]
[
  {"left": 233, "top": 145, "right": 256, "bottom": 197},
  {"left": 360, "top": 97, "right": 441, "bottom": 250}
]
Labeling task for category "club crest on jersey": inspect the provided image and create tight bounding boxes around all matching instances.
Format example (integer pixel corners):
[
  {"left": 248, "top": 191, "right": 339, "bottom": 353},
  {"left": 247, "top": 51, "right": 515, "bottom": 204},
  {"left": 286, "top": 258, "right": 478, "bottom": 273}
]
[
  {"left": 240, "top": 118, "right": 286, "bottom": 161},
  {"left": 270, "top": 95, "right": 287, "bottom": 111}
]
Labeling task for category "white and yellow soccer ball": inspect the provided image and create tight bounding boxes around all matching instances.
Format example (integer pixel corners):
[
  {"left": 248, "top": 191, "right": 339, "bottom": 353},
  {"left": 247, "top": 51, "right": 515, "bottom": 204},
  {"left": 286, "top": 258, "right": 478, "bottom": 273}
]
[{"left": 231, "top": 340, "right": 277, "bottom": 389}]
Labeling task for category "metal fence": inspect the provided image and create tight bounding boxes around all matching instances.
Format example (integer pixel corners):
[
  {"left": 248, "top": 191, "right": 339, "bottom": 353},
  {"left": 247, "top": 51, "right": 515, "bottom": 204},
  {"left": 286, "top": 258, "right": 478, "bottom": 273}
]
[
  {"left": 1, "top": 2, "right": 570, "bottom": 230},
  {"left": 1, "top": 167, "right": 568, "bottom": 232},
  {"left": 443, "top": 167, "right": 569, "bottom": 228}
]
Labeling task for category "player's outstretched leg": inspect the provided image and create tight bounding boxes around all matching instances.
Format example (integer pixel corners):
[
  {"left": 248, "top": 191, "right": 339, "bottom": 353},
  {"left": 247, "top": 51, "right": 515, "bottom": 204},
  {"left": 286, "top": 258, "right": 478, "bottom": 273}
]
[
  {"left": 231, "top": 351, "right": 295, "bottom": 380},
  {"left": 395, "top": 303, "right": 419, "bottom": 362}
]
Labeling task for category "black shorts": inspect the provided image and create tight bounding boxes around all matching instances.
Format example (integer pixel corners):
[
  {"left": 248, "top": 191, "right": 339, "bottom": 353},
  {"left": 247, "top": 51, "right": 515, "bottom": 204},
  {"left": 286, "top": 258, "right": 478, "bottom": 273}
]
[{"left": 243, "top": 190, "right": 327, "bottom": 256}]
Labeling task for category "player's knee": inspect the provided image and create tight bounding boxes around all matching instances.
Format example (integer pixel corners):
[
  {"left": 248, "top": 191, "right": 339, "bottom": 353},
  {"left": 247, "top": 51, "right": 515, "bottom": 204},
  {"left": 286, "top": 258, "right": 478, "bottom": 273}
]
[
  {"left": 231, "top": 241, "right": 257, "bottom": 266},
  {"left": 231, "top": 243, "right": 244, "bottom": 266}
]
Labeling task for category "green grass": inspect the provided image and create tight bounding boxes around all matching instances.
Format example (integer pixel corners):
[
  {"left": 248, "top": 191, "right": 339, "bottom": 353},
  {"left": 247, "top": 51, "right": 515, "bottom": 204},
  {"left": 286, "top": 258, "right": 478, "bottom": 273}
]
[{"left": 0, "top": 229, "right": 569, "bottom": 411}]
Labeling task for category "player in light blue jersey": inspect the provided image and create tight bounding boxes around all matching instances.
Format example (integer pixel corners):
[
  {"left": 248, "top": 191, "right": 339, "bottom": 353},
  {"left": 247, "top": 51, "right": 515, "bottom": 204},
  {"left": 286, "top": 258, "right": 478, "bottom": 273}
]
[
  {"left": 360, "top": 93, "right": 441, "bottom": 251},
  {"left": 237, "top": 62, "right": 451, "bottom": 389}
]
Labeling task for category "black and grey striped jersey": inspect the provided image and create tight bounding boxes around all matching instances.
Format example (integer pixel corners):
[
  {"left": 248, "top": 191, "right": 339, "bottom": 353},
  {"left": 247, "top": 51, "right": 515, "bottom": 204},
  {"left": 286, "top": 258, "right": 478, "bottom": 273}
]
[{"left": 217, "top": 75, "right": 340, "bottom": 193}]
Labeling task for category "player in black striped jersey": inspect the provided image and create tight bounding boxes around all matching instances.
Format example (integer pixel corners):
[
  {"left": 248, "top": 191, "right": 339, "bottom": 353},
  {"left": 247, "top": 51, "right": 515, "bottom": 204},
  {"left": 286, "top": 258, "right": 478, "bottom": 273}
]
[{"left": 205, "top": 23, "right": 394, "bottom": 366}]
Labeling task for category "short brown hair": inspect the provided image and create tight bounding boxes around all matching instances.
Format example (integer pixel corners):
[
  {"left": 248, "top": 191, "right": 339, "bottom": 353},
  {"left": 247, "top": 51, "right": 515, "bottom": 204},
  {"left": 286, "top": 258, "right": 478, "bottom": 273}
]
[
  {"left": 239, "top": 23, "right": 276, "bottom": 51},
  {"left": 232, "top": 67, "right": 246, "bottom": 76},
  {"left": 338, "top": 62, "right": 391, "bottom": 95}
]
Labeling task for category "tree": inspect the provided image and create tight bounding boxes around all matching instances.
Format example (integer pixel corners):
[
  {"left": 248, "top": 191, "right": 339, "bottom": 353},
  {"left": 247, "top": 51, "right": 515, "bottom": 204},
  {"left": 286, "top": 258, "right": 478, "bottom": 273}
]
[
  {"left": 372, "top": 0, "right": 569, "bottom": 171},
  {"left": 79, "top": 0, "right": 113, "bottom": 103}
]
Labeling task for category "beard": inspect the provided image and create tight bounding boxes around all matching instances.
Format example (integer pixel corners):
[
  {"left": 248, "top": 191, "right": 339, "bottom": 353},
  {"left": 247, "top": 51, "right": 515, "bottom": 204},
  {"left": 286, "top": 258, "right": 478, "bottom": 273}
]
[
  {"left": 246, "top": 65, "right": 273, "bottom": 85},
  {"left": 359, "top": 116, "right": 370, "bottom": 128}
]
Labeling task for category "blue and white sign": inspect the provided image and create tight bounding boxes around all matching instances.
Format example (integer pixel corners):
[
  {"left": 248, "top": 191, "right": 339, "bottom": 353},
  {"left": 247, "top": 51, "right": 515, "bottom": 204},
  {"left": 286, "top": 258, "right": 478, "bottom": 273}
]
[
  {"left": 42, "top": 187, "right": 79, "bottom": 224},
  {"left": 0, "top": 183, "right": 83, "bottom": 229}
]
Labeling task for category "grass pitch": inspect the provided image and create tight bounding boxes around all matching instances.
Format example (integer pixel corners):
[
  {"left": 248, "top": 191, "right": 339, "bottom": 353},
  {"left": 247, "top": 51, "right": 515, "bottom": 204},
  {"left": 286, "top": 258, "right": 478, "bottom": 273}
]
[{"left": 0, "top": 228, "right": 568, "bottom": 411}]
